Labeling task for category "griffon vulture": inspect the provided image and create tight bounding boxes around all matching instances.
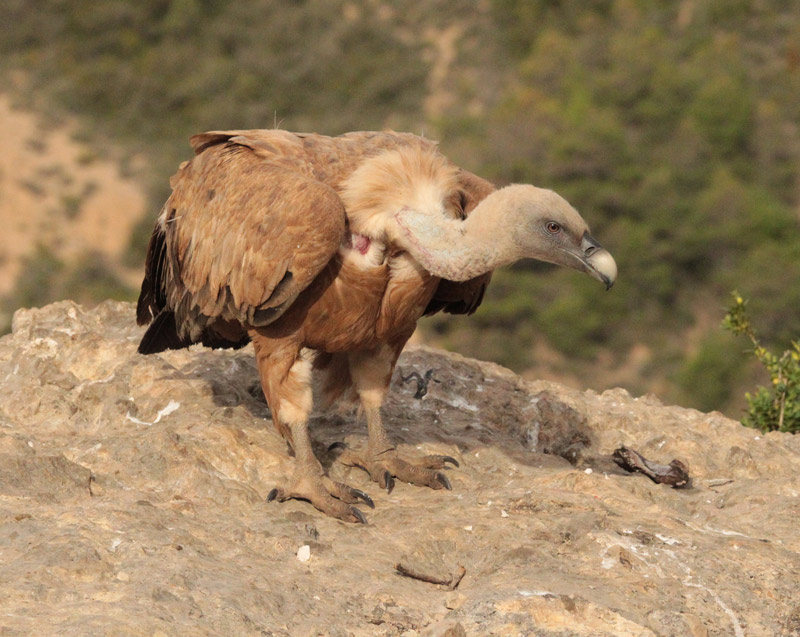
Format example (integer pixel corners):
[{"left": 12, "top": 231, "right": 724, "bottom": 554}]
[{"left": 136, "top": 130, "right": 617, "bottom": 523}]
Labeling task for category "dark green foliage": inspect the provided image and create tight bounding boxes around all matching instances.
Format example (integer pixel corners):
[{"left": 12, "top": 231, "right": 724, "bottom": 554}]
[
  {"left": 5, "top": 245, "right": 65, "bottom": 312},
  {"left": 0, "top": 0, "right": 430, "bottom": 244},
  {"left": 124, "top": 214, "right": 159, "bottom": 269},
  {"left": 724, "top": 293, "right": 800, "bottom": 433},
  {"left": 60, "top": 193, "right": 83, "bottom": 219},
  {"left": 62, "top": 252, "right": 136, "bottom": 306},
  {"left": 674, "top": 332, "right": 746, "bottom": 412},
  {"left": 1, "top": 0, "right": 799, "bottom": 417},
  {"left": 1, "top": 248, "right": 134, "bottom": 335},
  {"left": 442, "top": 0, "right": 800, "bottom": 389},
  {"left": 0, "top": 0, "right": 433, "bottom": 326}
]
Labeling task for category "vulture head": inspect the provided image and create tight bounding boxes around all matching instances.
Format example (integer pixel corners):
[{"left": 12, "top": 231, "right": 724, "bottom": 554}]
[
  {"left": 499, "top": 185, "right": 617, "bottom": 289},
  {"left": 394, "top": 183, "right": 618, "bottom": 287}
]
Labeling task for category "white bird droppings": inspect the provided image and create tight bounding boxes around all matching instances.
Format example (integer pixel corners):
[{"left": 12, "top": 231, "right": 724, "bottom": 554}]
[
  {"left": 519, "top": 590, "right": 555, "bottom": 598},
  {"left": 125, "top": 400, "right": 181, "bottom": 427}
]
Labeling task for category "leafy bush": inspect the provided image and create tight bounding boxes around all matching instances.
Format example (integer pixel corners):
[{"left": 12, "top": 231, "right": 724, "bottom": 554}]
[
  {"left": 674, "top": 332, "right": 746, "bottom": 412},
  {"left": 723, "top": 292, "right": 800, "bottom": 433}
]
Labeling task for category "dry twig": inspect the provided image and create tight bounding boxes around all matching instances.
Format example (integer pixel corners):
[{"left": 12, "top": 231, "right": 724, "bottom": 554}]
[
  {"left": 612, "top": 446, "right": 691, "bottom": 488},
  {"left": 395, "top": 563, "right": 466, "bottom": 590}
]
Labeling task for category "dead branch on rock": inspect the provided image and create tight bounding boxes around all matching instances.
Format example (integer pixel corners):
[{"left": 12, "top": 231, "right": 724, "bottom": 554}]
[
  {"left": 395, "top": 563, "right": 466, "bottom": 590},
  {"left": 612, "top": 446, "right": 691, "bottom": 488}
]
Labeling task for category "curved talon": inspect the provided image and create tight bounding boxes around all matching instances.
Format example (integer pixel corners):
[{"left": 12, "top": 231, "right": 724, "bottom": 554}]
[
  {"left": 384, "top": 471, "right": 395, "bottom": 494},
  {"left": 266, "top": 470, "right": 372, "bottom": 522},
  {"left": 352, "top": 488, "right": 375, "bottom": 509},
  {"left": 441, "top": 455, "right": 460, "bottom": 468},
  {"left": 328, "top": 441, "right": 348, "bottom": 452},
  {"left": 340, "top": 450, "right": 459, "bottom": 495}
]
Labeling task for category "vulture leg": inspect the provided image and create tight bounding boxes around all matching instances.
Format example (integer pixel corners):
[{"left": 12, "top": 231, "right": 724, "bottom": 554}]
[
  {"left": 253, "top": 334, "right": 371, "bottom": 523},
  {"left": 338, "top": 347, "right": 455, "bottom": 493}
]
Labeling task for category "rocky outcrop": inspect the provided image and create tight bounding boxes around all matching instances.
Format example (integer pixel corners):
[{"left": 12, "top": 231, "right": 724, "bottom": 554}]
[{"left": 1, "top": 301, "right": 799, "bottom": 636}]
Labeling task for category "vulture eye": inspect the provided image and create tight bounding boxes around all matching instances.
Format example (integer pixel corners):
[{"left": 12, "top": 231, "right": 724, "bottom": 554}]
[{"left": 545, "top": 222, "right": 562, "bottom": 234}]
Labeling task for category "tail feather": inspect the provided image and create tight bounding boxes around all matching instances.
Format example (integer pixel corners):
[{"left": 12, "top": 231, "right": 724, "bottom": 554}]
[
  {"left": 137, "top": 224, "right": 168, "bottom": 326},
  {"left": 137, "top": 310, "right": 189, "bottom": 354}
]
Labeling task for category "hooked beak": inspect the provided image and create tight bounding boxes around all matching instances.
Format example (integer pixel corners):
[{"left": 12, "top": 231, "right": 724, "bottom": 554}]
[{"left": 581, "top": 232, "right": 617, "bottom": 290}]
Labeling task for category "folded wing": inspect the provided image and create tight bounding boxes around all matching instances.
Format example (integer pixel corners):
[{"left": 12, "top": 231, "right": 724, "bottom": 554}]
[{"left": 137, "top": 133, "right": 346, "bottom": 353}]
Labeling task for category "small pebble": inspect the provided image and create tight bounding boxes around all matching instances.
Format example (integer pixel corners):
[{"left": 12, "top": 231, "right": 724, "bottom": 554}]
[
  {"left": 463, "top": 525, "right": 473, "bottom": 531},
  {"left": 584, "top": 468, "right": 593, "bottom": 474},
  {"left": 501, "top": 510, "right": 509, "bottom": 518},
  {"left": 445, "top": 592, "right": 466, "bottom": 610},
  {"left": 297, "top": 545, "right": 311, "bottom": 562}
]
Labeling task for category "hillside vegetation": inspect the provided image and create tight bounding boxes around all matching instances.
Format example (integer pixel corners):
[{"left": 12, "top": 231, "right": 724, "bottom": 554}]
[
  {"left": 0, "top": 95, "right": 144, "bottom": 328},
  {"left": 0, "top": 0, "right": 798, "bottom": 415}
]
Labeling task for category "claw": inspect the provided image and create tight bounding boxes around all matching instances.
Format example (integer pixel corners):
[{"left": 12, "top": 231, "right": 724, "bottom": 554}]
[
  {"left": 384, "top": 471, "right": 395, "bottom": 494},
  {"left": 441, "top": 455, "right": 460, "bottom": 468},
  {"left": 266, "top": 488, "right": 280, "bottom": 502},
  {"left": 328, "top": 441, "right": 347, "bottom": 452},
  {"left": 352, "top": 488, "right": 374, "bottom": 509},
  {"left": 436, "top": 472, "right": 452, "bottom": 490},
  {"left": 350, "top": 507, "right": 368, "bottom": 524}
]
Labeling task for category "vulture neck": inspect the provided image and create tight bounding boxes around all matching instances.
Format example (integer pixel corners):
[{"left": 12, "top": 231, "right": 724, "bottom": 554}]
[{"left": 394, "top": 190, "right": 523, "bottom": 282}]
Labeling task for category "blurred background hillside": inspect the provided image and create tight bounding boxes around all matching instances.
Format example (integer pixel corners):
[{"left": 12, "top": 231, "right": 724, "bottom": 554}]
[{"left": 0, "top": 0, "right": 798, "bottom": 417}]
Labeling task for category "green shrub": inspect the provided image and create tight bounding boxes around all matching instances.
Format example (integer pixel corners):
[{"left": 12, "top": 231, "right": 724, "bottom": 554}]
[
  {"left": 723, "top": 292, "right": 800, "bottom": 433},
  {"left": 674, "top": 332, "right": 745, "bottom": 412}
]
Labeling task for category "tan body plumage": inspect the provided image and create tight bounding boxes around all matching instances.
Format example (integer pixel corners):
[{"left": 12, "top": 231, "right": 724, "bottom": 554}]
[{"left": 137, "top": 129, "right": 616, "bottom": 522}]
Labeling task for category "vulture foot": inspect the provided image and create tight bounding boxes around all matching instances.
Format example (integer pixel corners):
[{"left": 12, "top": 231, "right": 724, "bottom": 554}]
[
  {"left": 266, "top": 472, "right": 372, "bottom": 524},
  {"left": 335, "top": 447, "right": 458, "bottom": 494}
]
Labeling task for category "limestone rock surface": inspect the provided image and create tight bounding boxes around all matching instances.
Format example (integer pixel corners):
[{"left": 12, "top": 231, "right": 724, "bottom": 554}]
[{"left": 1, "top": 301, "right": 799, "bottom": 636}]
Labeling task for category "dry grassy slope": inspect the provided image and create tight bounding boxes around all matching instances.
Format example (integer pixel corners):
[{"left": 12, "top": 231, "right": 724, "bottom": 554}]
[{"left": 0, "top": 94, "right": 146, "bottom": 295}]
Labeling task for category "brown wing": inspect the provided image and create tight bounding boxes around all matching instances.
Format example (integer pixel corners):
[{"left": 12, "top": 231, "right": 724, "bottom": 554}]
[
  {"left": 424, "top": 169, "right": 496, "bottom": 316},
  {"left": 137, "top": 133, "right": 345, "bottom": 352}
]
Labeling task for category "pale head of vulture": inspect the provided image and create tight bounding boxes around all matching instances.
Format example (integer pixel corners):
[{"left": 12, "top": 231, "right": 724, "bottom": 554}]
[
  {"left": 393, "top": 183, "right": 618, "bottom": 287},
  {"left": 502, "top": 184, "right": 617, "bottom": 289}
]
